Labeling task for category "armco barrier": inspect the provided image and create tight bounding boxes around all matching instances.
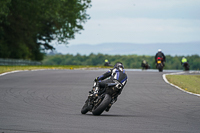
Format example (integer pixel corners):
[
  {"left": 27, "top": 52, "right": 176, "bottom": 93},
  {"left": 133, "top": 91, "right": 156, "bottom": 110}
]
[{"left": 0, "top": 58, "right": 41, "bottom": 66}]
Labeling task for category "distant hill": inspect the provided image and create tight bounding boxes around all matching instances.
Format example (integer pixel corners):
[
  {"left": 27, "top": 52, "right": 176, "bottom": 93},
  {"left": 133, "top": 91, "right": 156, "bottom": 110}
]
[{"left": 53, "top": 42, "right": 200, "bottom": 56}]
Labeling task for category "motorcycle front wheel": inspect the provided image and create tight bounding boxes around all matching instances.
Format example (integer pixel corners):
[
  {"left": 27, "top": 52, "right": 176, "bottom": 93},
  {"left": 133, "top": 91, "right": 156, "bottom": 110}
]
[{"left": 81, "top": 100, "right": 90, "bottom": 114}]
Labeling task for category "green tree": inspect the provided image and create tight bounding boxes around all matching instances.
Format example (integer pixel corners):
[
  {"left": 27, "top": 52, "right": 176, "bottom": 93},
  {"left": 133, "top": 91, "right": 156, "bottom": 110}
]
[{"left": 0, "top": 0, "right": 91, "bottom": 61}]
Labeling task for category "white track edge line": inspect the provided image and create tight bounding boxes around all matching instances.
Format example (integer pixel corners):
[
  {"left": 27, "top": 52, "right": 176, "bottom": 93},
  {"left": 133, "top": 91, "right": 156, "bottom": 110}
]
[
  {"left": 163, "top": 71, "right": 200, "bottom": 97},
  {"left": 0, "top": 69, "right": 53, "bottom": 77}
]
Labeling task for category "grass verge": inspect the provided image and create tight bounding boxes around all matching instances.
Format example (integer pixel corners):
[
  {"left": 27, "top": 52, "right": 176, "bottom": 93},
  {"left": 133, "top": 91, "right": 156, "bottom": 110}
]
[
  {"left": 166, "top": 75, "right": 200, "bottom": 94},
  {"left": 0, "top": 65, "right": 111, "bottom": 74}
]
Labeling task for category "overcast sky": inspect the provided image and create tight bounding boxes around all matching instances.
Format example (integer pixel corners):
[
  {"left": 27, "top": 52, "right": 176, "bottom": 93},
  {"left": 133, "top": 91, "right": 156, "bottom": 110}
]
[{"left": 59, "top": 0, "right": 199, "bottom": 46}]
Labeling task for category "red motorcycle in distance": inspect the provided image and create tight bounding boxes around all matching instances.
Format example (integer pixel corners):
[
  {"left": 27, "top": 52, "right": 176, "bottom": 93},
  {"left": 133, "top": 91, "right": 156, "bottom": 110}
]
[{"left": 156, "top": 57, "right": 164, "bottom": 72}]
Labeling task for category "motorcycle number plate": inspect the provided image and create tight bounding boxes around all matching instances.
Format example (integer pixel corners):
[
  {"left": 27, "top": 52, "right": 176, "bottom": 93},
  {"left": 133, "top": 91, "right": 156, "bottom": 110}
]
[{"left": 157, "top": 61, "right": 161, "bottom": 64}]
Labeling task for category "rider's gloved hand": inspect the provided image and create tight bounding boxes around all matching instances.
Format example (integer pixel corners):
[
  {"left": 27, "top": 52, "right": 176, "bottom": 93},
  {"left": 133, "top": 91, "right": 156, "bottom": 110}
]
[{"left": 94, "top": 77, "right": 99, "bottom": 82}]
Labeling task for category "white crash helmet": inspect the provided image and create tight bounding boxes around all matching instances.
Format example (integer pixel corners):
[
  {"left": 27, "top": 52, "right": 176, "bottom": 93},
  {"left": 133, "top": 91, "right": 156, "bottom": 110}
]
[{"left": 158, "top": 49, "right": 162, "bottom": 52}]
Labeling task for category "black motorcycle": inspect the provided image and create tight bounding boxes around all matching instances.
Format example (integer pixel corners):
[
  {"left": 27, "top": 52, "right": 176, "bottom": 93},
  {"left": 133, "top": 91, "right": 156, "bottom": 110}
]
[
  {"left": 104, "top": 62, "right": 112, "bottom": 67},
  {"left": 183, "top": 62, "right": 190, "bottom": 71},
  {"left": 81, "top": 82, "right": 120, "bottom": 115},
  {"left": 142, "top": 63, "right": 150, "bottom": 70},
  {"left": 156, "top": 57, "right": 163, "bottom": 72}
]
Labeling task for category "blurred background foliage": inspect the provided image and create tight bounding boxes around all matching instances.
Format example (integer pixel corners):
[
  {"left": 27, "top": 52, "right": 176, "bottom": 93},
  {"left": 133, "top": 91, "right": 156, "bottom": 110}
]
[{"left": 42, "top": 53, "right": 200, "bottom": 70}]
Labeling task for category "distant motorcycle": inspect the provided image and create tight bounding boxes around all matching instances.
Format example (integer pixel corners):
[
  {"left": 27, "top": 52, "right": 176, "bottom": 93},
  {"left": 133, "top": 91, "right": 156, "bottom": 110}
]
[
  {"left": 142, "top": 64, "right": 150, "bottom": 70},
  {"left": 183, "top": 62, "right": 190, "bottom": 71},
  {"left": 156, "top": 57, "right": 163, "bottom": 72},
  {"left": 81, "top": 81, "right": 120, "bottom": 115},
  {"left": 141, "top": 60, "right": 150, "bottom": 70},
  {"left": 104, "top": 62, "right": 112, "bottom": 66}
]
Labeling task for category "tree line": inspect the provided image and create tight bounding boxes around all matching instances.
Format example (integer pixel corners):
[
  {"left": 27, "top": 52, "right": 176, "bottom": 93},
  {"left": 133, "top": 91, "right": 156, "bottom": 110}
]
[
  {"left": 42, "top": 53, "right": 200, "bottom": 70},
  {"left": 0, "top": 0, "right": 91, "bottom": 61}
]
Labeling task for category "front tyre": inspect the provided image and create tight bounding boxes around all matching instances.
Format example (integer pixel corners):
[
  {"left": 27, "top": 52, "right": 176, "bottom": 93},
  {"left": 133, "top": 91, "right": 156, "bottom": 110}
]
[
  {"left": 81, "top": 102, "right": 89, "bottom": 114},
  {"left": 92, "top": 94, "right": 111, "bottom": 115}
]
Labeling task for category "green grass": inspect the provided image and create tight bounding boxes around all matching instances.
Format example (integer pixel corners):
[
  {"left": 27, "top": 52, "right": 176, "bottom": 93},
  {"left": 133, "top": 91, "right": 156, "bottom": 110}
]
[
  {"left": 0, "top": 65, "right": 111, "bottom": 74},
  {"left": 166, "top": 75, "right": 200, "bottom": 94}
]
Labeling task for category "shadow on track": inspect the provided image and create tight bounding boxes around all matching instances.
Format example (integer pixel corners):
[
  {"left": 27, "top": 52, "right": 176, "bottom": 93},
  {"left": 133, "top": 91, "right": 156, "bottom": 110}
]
[{"left": 80, "top": 114, "right": 138, "bottom": 117}]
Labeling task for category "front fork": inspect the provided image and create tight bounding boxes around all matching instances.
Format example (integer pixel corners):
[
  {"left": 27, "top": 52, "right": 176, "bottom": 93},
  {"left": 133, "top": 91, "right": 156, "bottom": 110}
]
[
  {"left": 88, "top": 81, "right": 99, "bottom": 96},
  {"left": 87, "top": 82, "right": 99, "bottom": 111}
]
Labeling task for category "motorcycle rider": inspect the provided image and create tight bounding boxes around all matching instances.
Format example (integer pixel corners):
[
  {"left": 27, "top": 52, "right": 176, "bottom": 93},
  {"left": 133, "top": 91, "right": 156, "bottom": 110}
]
[
  {"left": 88, "top": 62, "right": 128, "bottom": 112},
  {"left": 155, "top": 49, "right": 166, "bottom": 66},
  {"left": 141, "top": 60, "right": 147, "bottom": 67},
  {"left": 104, "top": 59, "right": 110, "bottom": 66},
  {"left": 181, "top": 57, "right": 187, "bottom": 66},
  {"left": 141, "top": 59, "right": 149, "bottom": 69}
]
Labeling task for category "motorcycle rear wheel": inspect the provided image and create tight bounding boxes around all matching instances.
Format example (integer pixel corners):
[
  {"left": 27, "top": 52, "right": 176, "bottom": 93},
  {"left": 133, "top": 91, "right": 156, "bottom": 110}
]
[
  {"left": 185, "top": 65, "right": 190, "bottom": 71},
  {"left": 92, "top": 94, "right": 111, "bottom": 115},
  {"left": 158, "top": 64, "right": 163, "bottom": 72}
]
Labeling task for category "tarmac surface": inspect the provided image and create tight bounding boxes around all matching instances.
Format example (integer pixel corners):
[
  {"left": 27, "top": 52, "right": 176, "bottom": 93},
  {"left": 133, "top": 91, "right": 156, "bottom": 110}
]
[{"left": 0, "top": 69, "right": 200, "bottom": 133}]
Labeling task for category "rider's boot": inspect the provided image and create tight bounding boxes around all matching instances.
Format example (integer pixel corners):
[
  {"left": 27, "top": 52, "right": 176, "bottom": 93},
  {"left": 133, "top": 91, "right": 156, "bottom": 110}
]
[
  {"left": 105, "top": 103, "right": 112, "bottom": 112},
  {"left": 105, "top": 97, "right": 118, "bottom": 112}
]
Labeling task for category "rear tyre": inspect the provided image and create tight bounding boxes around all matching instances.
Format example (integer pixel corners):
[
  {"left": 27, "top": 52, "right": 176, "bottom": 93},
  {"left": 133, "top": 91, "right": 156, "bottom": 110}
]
[
  {"left": 92, "top": 94, "right": 111, "bottom": 115},
  {"left": 185, "top": 65, "right": 190, "bottom": 71},
  {"left": 157, "top": 64, "right": 163, "bottom": 72}
]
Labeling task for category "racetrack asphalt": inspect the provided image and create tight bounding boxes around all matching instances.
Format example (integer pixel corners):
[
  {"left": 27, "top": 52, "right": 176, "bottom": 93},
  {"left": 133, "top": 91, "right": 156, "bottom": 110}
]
[{"left": 0, "top": 69, "right": 200, "bottom": 133}]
